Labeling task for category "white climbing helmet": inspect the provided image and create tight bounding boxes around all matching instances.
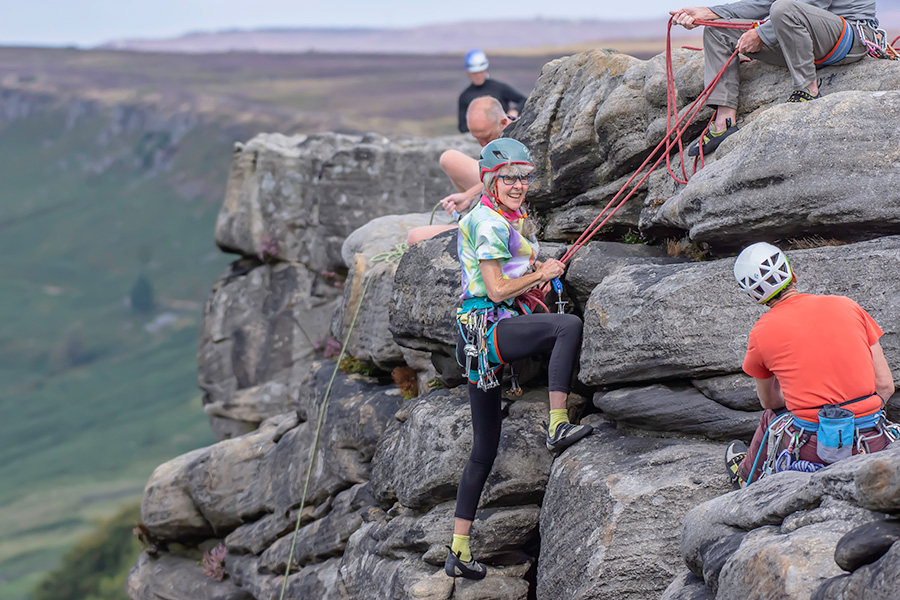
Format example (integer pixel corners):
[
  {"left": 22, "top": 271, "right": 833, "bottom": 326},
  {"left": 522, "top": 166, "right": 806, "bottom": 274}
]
[
  {"left": 465, "top": 49, "right": 489, "bottom": 73},
  {"left": 733, "top": 242, "right": 794, "bottom": 304}
]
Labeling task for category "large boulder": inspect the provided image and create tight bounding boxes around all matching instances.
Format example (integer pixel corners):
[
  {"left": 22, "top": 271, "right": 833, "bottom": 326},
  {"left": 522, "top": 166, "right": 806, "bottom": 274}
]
[
  {"left": 580, "top": 236, "right": 900, "bottom": 386},
  {"left": 537, "top": 416, "right": 731, "bottom": 600},
  {"left": 227, "top": 554, "right": 347, "bottom": 600},
  {"left": 339, "top": 513, "right": 533, "bottom": 600},
  {"left": 198, "top": 258, "right": 340, "bottom": 439},
  {"left": 261, "top": 363, "right": 404, "bottom": 513},
  {"left": 563, "top": 240, "right": 676, "bottom": 313},
  {"left": 593, "top": 384, "right": 761, "bottom": 440},
  {"left": 187, "top": 414, "right": 299, "bottom": 534},
  {"left": 215, "top": 132, "right": 477, "bottom": 271},
  {"left": 389, "top": 231, "right": 460, "bottom": 354},
  {"left": 506, "top": 49, "right": 707, "bottom": 212},
  {"left": 141, "top": 447, "right": 214, "bottom": 541},
  {"left": 680, "top": 446, "right": 900, "bottom": 598},
  {"left": 641, "top": 91, "right": 900, "bottom": 249},
  {"left": 331, "top": 213, "right": 451, "bottom": 369},
  {"left": 507, "top": 48, "right": 898, "bottom": 243},
  {"left": 126, "top": 551, "right": 253, "bottom": 600}
]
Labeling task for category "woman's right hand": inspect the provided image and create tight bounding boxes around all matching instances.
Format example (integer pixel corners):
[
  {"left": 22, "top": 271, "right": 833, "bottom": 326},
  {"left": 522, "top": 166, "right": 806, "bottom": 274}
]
[
  {"left": 535, "top": 259, "right": 565, "bottom": 283},
  {"left": 440, "top": 192, "right": 473, "bottom": 215}
]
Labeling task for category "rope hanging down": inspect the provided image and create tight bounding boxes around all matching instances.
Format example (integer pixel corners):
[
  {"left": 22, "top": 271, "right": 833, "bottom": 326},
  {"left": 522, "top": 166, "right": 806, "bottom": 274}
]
[
  {"left": 277, "top": 246, "right": 407, "bottom": 598},
  {"left": 558, "top": 18, "right": 757, "bottom": 265}
]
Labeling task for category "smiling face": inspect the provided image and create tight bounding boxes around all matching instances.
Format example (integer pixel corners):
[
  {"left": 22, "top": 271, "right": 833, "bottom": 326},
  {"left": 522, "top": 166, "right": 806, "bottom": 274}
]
[{"left": 494, "top": 164, "right": 534, "bottom": 213}]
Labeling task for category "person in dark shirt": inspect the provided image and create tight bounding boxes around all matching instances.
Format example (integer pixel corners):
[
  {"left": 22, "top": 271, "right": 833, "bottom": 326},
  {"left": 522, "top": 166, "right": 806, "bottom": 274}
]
[{"left": 458, "top": 49, "right": 527, "bottom": 133}]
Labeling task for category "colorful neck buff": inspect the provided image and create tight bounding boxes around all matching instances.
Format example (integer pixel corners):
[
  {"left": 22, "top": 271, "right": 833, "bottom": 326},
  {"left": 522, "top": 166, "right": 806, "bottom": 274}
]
[{"left": 480, "top": 195, "right": 526, "bottom": 222}]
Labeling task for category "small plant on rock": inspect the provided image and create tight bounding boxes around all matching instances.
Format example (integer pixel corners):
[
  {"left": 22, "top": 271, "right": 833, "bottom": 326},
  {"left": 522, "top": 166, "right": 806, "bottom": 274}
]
[
  {"left": 258, "top": 233, "right": 278, "bottom": 262},
  {"left": 201, "top": 543, "right": 228, "bottom": 581},
  {"left": 339, "top": 356, "right": 376, "bottom": 377},
  {"left": 620, "top": 228, "right": 647, "bottom": 245},
  {"left": 314, "top": 336, "right": 342, "bottom": 359},
  {"left": 391, "top": 366, "right": 418, "bottom": 400}
]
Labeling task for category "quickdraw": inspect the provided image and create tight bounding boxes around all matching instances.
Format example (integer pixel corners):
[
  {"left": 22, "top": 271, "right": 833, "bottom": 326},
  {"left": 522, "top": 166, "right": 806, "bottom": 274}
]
[
  {"left": 458, "top": 308, "right": 501, "bottom": 391},
  {"left": 853, "top": 20, "right": 900, "bottom": 60}
]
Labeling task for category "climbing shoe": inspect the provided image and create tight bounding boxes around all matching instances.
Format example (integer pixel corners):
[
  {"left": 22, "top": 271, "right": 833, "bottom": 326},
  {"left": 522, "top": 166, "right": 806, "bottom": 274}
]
[
  {"left": 687, "top": 118, "right": 739, "bottom": 157},
  {"left": 725, "top": 440, "right": 748, "bottom": 490},
  {"left": 444, "top": 548, "right": 487, "bottom": 580},
  {"left": 546, "top": 422, "right": 593, "bottom": 455},
  {"left": 787, "top": 88, "right": 821, "bottom": 102}
]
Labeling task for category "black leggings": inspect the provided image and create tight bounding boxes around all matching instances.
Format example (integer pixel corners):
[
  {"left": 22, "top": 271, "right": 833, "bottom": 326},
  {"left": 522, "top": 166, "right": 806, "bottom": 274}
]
[{"left": 454, "top": 313, "right": 582, "bottom": 521}]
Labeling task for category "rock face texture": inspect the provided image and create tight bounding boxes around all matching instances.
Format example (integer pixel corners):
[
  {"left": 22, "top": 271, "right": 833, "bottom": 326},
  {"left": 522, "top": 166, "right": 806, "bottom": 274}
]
[
  {"left": 132, "top": 50, "right": 900, "bottom": 600},
  {"left": 580, "top": 236, "right": 900, "bottom": 386},
  {"left": 215, "top": 132, "right": 477, "bottom": 272},
  {"left": 672, "top": 445, "right": 900, "bottom": 600},
  {"left": 641, "top": 91, "right": 900, "bottom": 249}
]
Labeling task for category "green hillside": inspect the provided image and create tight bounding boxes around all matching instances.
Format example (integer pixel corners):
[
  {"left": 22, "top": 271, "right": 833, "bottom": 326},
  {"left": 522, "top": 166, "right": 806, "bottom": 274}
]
[{"left": 0, "top": 99, "right": 247, "bottom": 597}]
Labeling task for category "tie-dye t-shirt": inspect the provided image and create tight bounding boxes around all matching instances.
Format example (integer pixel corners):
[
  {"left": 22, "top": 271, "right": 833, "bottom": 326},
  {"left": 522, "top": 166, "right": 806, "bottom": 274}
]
[{"left": 457, "top": 198, "right": 538, "bottom": 302}]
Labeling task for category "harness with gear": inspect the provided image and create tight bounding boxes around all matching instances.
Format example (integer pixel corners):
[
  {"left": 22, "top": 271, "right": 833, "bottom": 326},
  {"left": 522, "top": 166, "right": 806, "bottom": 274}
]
[
  {"left": 456, "top": 276, "right": 568, "bottom": 394},
  {"left": 747, "top": 396, "right": 900, "bottom": 484}
]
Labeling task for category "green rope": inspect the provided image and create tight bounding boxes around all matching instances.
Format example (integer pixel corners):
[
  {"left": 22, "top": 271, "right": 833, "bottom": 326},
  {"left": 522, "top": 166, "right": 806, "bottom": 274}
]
[
  {"left": 370, "top": 243, "right": 407, "bottom": 264},
  {"left": 428, "top": 201, "right": 443, "bottom": 226},
  {"left": 278, "top": 274, "right": 373, "bottom": 598}
]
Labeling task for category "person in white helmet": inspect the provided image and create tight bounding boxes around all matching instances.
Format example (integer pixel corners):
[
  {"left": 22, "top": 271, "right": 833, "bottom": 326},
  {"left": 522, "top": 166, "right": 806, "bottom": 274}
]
[
  {"left": 457, "top": 49, "right": 527, "bottom": 133},
  {"left": 725, "top": 242, "right": 896, "bottom": 489}
]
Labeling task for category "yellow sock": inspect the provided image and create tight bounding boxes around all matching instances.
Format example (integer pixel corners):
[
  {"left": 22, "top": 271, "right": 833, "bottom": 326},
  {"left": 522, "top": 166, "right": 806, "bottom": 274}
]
[
  {"left": 549, "top": 409, "right": 569, "bottom": 437},
  {"left": 451, "top": 534, "right": 472, "bottom": 562}
]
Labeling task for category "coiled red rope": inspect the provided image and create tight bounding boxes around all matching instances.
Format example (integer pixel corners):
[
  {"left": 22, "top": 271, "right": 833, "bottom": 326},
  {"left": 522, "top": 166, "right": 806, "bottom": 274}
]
[{"left": 558, "top": 18, "right": 757, "bottom": 264}]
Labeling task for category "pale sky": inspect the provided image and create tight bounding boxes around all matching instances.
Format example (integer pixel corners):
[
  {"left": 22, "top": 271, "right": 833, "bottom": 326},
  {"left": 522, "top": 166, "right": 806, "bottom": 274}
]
[{"left": 0, "top": 0, "right": 683, "bottom": 47}]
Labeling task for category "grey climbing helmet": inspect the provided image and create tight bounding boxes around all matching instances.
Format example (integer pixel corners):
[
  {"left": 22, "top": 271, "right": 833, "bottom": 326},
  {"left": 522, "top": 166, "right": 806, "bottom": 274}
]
[{"left": 478, "top": 139, "right": 534, "bottom": 182}]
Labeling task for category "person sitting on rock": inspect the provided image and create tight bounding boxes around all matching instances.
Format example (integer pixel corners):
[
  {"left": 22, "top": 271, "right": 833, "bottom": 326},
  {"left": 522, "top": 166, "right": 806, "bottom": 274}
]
[
  {"left": 725, "top": 241, "right": 896, "bottom": 489},
  {"left": 458, "top": 49, "right": 526, "bottom": 133},
  {"left": 670, "top": 0, "right": 879, "bottom": 156},
  {"left": 408, "top": 97, "right": 512, "bottom": 245},
  {"left": 445, "top": 138, "right": 592, "bottom": 580}
]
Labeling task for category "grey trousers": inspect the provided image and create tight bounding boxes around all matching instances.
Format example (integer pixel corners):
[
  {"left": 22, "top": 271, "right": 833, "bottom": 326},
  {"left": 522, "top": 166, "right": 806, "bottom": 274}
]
[{"left": 704, "top": 0, "right": 869, "bottom": 108}]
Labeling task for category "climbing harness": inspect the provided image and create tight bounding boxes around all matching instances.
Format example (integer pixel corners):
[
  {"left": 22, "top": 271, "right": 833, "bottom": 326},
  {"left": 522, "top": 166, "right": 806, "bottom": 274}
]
[
  {"left": 746, "top": 398, "right": 900, "bottom": 486},
  {"left": 817, "top": 17, "right": 855, "bottom": 65}
]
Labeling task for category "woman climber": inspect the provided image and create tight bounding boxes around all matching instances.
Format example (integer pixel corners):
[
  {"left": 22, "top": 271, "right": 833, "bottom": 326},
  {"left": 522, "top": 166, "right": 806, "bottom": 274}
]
[{"left": 444, "top": 138, "right": 593, "bottom": 580}]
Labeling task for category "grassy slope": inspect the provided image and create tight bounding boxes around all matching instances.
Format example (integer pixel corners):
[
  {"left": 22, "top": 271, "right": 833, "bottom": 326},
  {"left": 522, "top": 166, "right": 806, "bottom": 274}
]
[{"left": 0, "top": 102, "right": 248, "bottom": 595}]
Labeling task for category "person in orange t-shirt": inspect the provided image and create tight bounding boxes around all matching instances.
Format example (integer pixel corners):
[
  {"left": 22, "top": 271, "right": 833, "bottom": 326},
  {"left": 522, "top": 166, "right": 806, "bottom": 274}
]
[{"left": 725, "top": 242, "right": 896, "bottom": 489}]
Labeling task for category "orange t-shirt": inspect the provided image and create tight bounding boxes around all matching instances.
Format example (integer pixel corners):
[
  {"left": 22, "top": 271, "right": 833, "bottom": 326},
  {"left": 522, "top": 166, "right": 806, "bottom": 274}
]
[{"left": 742, "top": 294, "right": 883, "bottom": 422}]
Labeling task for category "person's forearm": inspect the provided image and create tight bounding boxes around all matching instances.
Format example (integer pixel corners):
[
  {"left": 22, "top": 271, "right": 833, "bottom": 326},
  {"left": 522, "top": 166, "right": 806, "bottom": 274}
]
[
  {"left": 465, "top": 183, "right": 484, "bottom": 203},
  {"left": 756, "top": 376, "right": 786, "bottom": 410},
  {"left": 871, "top": 342, "right": 895, "bottom": 406},
  {"left": 485, "top": 271, "right": 544, "bottom": 303}
]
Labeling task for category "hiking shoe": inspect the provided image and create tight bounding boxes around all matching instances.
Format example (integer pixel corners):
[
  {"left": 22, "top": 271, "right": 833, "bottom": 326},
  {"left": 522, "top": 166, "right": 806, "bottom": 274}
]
[
  {"left": 787, "top": 88, "right": 821, "bottom": 102},
  {"left": 687, "top": 119, "right": 739, "bottom": 157},
  {"left": 444, "top": 548, "right": 487, "bottom": 580},
  {"left": 725, "top": 440, "right": 748, "bottom": 490},
  {"left": 546, "top": 422, "right": 593, "bottom": 455}
]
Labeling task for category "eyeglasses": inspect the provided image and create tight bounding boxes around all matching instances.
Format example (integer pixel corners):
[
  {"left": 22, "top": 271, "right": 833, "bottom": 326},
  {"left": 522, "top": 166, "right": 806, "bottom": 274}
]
[{"left": 498, "top": 174, "right": 536, "bottom": 185}]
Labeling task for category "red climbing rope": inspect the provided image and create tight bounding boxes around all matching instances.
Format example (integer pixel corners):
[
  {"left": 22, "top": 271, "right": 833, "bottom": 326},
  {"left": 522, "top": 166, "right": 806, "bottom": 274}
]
[{"left": 558, "top": 18, "right": 758, "bottom": 264}]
